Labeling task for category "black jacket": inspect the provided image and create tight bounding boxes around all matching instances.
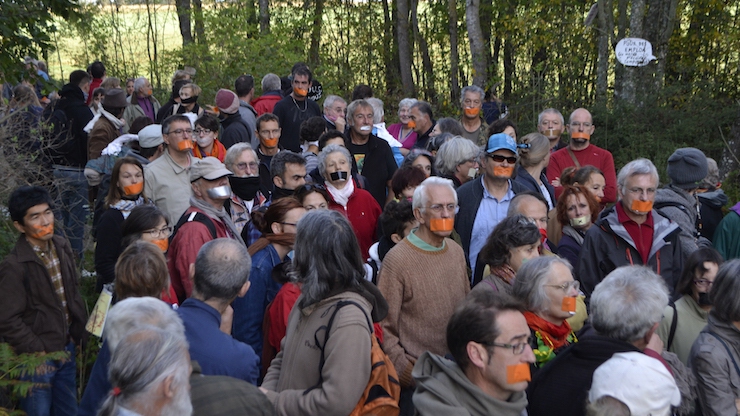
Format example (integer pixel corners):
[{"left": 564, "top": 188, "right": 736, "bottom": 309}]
[
  {"left": 527, "top": 334, "right": 641, "bottom": 416},
  {"left": 347, "top": 134, "right": 397, "bottom": 207},
  {"left": 220, "top": 112, "right": 252, "bottom": 149},
  {"left": 576, "top": 204, "right": 683, "bottom": 299},
  {"left": 50, "top": 83, "right": 94, "bottom": 167}
]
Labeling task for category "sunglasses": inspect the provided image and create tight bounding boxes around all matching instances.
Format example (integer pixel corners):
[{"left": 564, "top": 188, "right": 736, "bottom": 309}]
[{"left": 487, "top": 154, "right": 518, "bottom": 164}]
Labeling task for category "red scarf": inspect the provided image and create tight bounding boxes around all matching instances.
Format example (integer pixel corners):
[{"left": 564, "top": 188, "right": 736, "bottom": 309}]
[
  {"left": 523, "top": 311, "right": 572, "bottom": 350},
  {"left": 490, "top": 264, "right": 516, "bottom": 285},
  {"left": 193, "top": 139, "right": 227, "bottom": 162}
]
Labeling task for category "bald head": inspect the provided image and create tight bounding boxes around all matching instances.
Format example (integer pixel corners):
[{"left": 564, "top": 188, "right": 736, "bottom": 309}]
[
  {"left": 508, "top": 193, "right": 548, "bottom": 230},
  {"left": 193, "top": 238, "right": 252, "bottom": 302}
]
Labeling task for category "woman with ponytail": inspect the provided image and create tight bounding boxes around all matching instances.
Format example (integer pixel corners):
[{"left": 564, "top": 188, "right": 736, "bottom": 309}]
[
  {"left": 94, "top": 156, "right": 151, "bottom": 292},
  {"left": 232, "top": 197, "right": 307, "bottom": 359}
]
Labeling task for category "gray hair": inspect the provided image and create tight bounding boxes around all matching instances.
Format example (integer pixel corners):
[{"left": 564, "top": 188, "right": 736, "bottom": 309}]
[
  {"left": 366, "top": 97, "right": 385, "bottom": 124},
  {"left": 590, "top": 266, "right": 668, "bottom": 343},
  {"left": 460, "top": 85, "right": 485, "bottom": 105},
  {"left": 323, "top": 94, "right": 346, "bottom": 110},
  {"left": 270, "top": 151, "right": 306, "bottom": 182},
  {"left": 398, "top": 98, "right": 417, "bottom": 113},
  {"left": 585, "top": 396, "right": 630, "bottom": 416},
  {"left": 346, "top": 99, "right": 373, "bottom": 122},
  {"left": 317, "top": 144, "right": 352, "bottom": 178},
  {"left": 261, "top": 73, "right": 281, "bottom": 92},
  {"left": 513, "top": 257, "right": 573, "bottom": 314},
  {"left": 133, "top": 77, "right": 148, "bottom": 94},
  {"left": 193, "top": 238, "right": 251, "bottom": 302},
  {"left": 537, "top": 108, "right": 564, "bottom": 126},
  {"left": 104, "top": 297, "right": 185, "bottom": 350},
  {"left": 98, "top": 328, "right": 191, "bottom": 416},
  {"left": 518, "top": 133, "right": 550, "bottom": 168},
  {"left": 435, "top": 136, "right": 481, "bottom": 176},
  {"left": 224, "top": 143, "right": 258, "bottom": 173},
  {"left": 292, "top": 210, "right": 364, "bottom": 308},
  {"left": 710, "top": 259, "right": 740, "bottom": 322},
  {"left": 412, "top": 176, "right": 457, "bottom": 211},
  {"left": 507, "top": 192, "right": 548, "bottom": 217},
  {"left": 617, "top": 158, "right": 659, "bottom": 196}
]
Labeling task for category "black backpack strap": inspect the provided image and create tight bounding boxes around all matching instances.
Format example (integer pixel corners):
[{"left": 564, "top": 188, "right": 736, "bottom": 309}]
[
  {"left": 707, "top": 331, "right": 740, "bottom": 377},
  {"left": 304, "top": 300, "right": 372, "bottom": 395},
  {"left": 171, "top": 211, "right": 217, "bottom": 242},
  {"left": 666, "top": 302, "right": 678, "bottom": 351}
]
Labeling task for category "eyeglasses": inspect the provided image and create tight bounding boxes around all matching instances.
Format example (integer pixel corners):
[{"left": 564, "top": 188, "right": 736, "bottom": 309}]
[
  {"left": 425, "top": 203, "right": 459, "bottom": 214},
  {"left": 545, "top": 281, "right": 580, "bottom": 292},
  {"left": 236, "top": 162, "right": 259, "bottom": 171},
  {"left": 483, "top": 336, "right": 534, "bottom": 355},
  {"left": 280, "top": 222, "right": 298, "bottom": 227},
  {"left": 144, "top": 226, "right": 173, "bottom": 239},
  {"left": 569, "top": 122, "right": 593, "bottom": 129},
  {"left": 487, "top": 154, "right": 518, "bottom": 164},
  {"left": 194, "top": 129, "right": 212, "bottom": 136},
  {"left": 167, "top": 129, "right": 194, "bottom": 136},
  {"left": 694, "top": 279, "right": 714, "bottom": 287}
]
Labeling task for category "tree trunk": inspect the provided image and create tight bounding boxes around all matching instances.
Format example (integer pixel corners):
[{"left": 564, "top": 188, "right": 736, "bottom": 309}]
[
  {"left": 245, "top": 0, "right": 258, "bottom": 27},
  {"left": 613, "top": 0, "right": 628, "bottom": 100},
  {"left": 259, "top": 0, "right": 270, "bottom": 34},
  {"left": 411, "top": 0, "right": 434, "bottom": 99},
  {"left": 382, "top": 0, "right": 399, "bottom": 94},
  {"left": 503, "top": 37, "right": 513, "bottom": 100},
  {"left": 479, "top": 0, "right": 494, "bottom": 81},
  {"left": 396, "top": 0, "right": 415, "bottom": 96},
  {"left": 530, "top": 46, "right": 546, "bottom": 99},
  {"left": 145, "top": 0, "right": 160, "bottom": 88},
  {"left": 448, "top": 0, "right": 459, "bottom": 102},
  {"left": 719, "top": 105, "right": 740, "bottom": 181},
  {"left": 595, "top": 0, "right": 613, "bottom": 102},
  {"left": 492, "top": 36, "right": 501, "bottom": 79},
  {"left": 193, "top": 0, "right": 205, "bottom": 45},
  {"left": 466, "top": 0, "right": 487, "bottom": 88},
  {"left": 176, "top": 0, "right": 193, "bottom": 46},
  {"left": 308, "top": 0, "right": 324, "bottom": 67},
  {"left": 646, "top": 0, "right": 678, "bottom": 92}
]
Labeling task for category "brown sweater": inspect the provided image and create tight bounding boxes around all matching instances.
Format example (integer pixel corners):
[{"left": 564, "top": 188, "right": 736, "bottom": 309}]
[{"left": 378, "top": 237, "right": 469, "bottom": 387}]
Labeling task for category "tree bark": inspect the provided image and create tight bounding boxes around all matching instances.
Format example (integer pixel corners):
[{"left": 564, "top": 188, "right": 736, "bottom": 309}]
[
  {"left": 645, "top": 0, "right": 678, "bottom": 92},
  {"left": 382, "top": 0, "right": 399, "bottom": 94},
  {"left": 193, "top": 0, "right": 205, "bottom": 45},
  {"left": 411, "top": 0, "right": 434, "bottom": 99},
  {"left": 448, "top": 0, "right": 460, "bottom": 103},
  {"left": 176, "top": 0, "right": 192, "bottom": 46},
  {"left": 613, "top": 0, "right": 628, "bottom": 100},
  {"left": 396, "top": 0, "right": 415, "bottom": 96},
  {"left": 308, "top": 0, "right": 324, "bottom": 67},
  {"left": 259, "top": 0, "right": 270, "bottom": 34},
  {"left": 503, "top": 37, "right": 513, "bottom": 100},
  {"left": 479, "top": 0, "right": 493, "bottom": 81},
  {"left": 719, "top": 105, "right": 740, "bottom": 181},
  {"left": 466, "top": 0, "right": 487, "bottom": 88},
  {"left": 595, "top": 0, "right": 612, "bottom": 102}
]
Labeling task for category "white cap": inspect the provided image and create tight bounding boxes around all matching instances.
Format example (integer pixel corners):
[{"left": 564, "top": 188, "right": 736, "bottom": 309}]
[{"left": 589, "top": 352, "right": 681, "bottom": 416}]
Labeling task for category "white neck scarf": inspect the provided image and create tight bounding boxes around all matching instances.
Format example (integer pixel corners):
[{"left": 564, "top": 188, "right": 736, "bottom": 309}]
[{"left": 326, "top": 177, "right": 354, "bottom": 208}]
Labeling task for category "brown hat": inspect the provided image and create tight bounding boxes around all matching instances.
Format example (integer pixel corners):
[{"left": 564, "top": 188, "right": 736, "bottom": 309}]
[
  {"left": 190, "top": 157, "right": 233, "bottom": 182},
  {"left": 215, "top": 89, "right": 239, "bottom": 115},
  {"left": 103, "top": 88, "right": 128, "bottom": 108}
]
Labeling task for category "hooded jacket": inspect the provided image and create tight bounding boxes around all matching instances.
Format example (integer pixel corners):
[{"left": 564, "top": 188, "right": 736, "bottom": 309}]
[
  {"left": 690, "top": 314, "right": 740, "bottom": 416},
  {"left": 697, "top": 189, "right": 728, "bottom": 242},
  {"left": 261, "top": 281, "right": 389, "bottom": 416},
  {"left": 576, "top": 204, "right": 683, "bottom": 300},
  {"left": 50, "top": 83, "right": 94, "bottom": 167},
  {"left": 413, "top": 352, "right": 528, "bottom": 416},
  {"left": 654, "top": 184, "right": 711, "bottom": 259}
]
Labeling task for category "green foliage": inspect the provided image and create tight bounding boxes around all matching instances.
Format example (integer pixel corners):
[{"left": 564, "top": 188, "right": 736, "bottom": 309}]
[{"left": 0, "top": 344, "right": 68, "bottom": 408}]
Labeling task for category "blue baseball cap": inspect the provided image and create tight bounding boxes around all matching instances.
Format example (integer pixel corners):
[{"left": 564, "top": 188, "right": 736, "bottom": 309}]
[{"left": 486, "top": 133, "right": 517, "bottom": 155}]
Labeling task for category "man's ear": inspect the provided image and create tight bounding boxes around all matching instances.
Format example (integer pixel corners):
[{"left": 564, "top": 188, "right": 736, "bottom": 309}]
[
  {"left": 390, "top": 233, "right": 403, "bottom": 244},
  {"left": 238, "top": 281, "right": 251, "bottom": 298},
  {"left": 162, "top": 374, "right": 176, "bottom": 399},
  {"left": 273, "top": 175, "right": 284, "bottom": 188},
  {"left": 466, "top": 341, "right": 488, "bottom": 369},
  {"left": 13, "top": 221, "right": 25, "bottom": 235},
  {"left": 189, "top": 263, "right": 195, "bottom": 281}
]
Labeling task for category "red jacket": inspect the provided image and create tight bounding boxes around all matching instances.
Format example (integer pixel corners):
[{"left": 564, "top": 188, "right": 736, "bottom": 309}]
[
  {"left": 167, "top": 207, "right": 231, "bottom": 303},
  {"left": 251, "top": 93, "right": 282, "bottom": 117},
  {"left": 328, "top": 186, "right": 381, "bottom": 260}
]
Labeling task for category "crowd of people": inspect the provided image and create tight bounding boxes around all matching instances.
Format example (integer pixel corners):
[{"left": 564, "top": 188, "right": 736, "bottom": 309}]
[{"left": 2, "top": 58, "right": 740, "bottom": 416}]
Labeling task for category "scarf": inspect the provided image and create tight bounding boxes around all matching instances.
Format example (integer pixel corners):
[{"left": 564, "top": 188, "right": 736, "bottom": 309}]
[
  {"left": 523, "top": 310, "right": 573, "bottom": 350},
  {"left": 561, "top": 225, "right": 586, "bottom": 246},
  {"left": 193, "top": 139, "right": 226, "bottom": 161},
  {"left": 84, "top": 108, "right": 125, "bottom": 133},
  {"left": 247, "top": 233, "right": 296, "bottom": 257},
  {"left": 138, "top": 95, "right": 155, "bottom": 121},
  {"left": 490, "top": 264, "right": 516, "bottom": 286},
  {"left": 189, "top": 196, "right": 245, "bottom": 247},
  {"left": 110, "top": 196, "right": 146, "bottom": 219},
  {"left": 326, "top": 178, "right": 355, "bottom": 208}
]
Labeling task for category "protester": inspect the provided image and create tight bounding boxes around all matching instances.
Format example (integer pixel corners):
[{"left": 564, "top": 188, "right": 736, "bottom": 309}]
[
  {"left": 402, "top": 148, "right": 435, "bottom": 177},
  {"left": 89, "top": 88, "right": 128, "bottom": 160},
  {"left": 122, "top": 77, "right": 160, "bottom": 133},
  {"left": 434, "top": 136, "right": 480, "bottom": 189},
  {"left": 513, "top": 132, "right": 555, "bottom": 210},
  {"left": 293, "top": 183, "right": 330, "bottom": 211},
  {"left": 387, "top": 98, "right": 418, "bottom": 153},
  {"left": 193, "top": 113, "right": 227, "bottom": 161},
  {"left": 556, "top": 184, "right": 600, "bottom": 268},
  {"left": 391, "top": 166, "right": 427, "bottom": 201},
  {"left": 224, "top": 143, "right": 266, "bottom": 244}
]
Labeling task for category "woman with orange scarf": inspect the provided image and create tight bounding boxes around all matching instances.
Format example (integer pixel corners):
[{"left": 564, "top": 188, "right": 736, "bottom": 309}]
[
  {"left": 193, "top": 114, "right": 227, "bottom": 161},
  {"left": 513, "top": 256, "right": 580, "bottom": 372}
]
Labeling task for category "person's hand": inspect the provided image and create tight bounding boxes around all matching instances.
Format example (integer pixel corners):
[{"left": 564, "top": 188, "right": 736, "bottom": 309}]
[
  {"left": 334, "top": 116, "right": 346, "bottom": 132},
  {"left": 647, "top": 332, "right": 664, "bottom": 353},
  {"left": 220, "top": 305, "right": 233, "bottom": 335},
  {"left": 734, "top": 398, "right": 740, "bottom": 414},
  {"left": 551, "top": 177, "right": 561, "bottom": 187},
  {"left": 259, "top": 387, "right": 269, "bottom": 395}
]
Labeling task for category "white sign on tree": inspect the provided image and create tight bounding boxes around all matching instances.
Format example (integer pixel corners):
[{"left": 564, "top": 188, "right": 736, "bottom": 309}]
[{"left": 615, "top": 38, "right": 657, "bottom": 67}]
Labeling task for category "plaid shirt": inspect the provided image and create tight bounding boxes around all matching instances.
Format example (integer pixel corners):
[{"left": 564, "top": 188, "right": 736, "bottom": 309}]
[
  {"left": 32, "top": 240, "right": 70, "bottom": 326},
  {"left": 229, "top": 192, "right": 267, "bottom": 246}
]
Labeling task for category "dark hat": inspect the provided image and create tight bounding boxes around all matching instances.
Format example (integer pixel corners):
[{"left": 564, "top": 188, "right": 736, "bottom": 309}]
[
  {"left": 667, "top": 147, "right": 708, "bottom": 189},
  {"left": 103, "top": 88, "right": 128, "bottom": 108}
]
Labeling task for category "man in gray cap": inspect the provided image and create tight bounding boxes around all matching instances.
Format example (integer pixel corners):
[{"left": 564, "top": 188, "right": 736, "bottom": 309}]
[
  {"left": 137, "top": 123, "right": 165, "bottom": 162},
  {"left": 167, "top": 156, "right": 244, "bottom": 303},
  {"left": 654, "top": 147, "right": 711, "bottom": 259}
]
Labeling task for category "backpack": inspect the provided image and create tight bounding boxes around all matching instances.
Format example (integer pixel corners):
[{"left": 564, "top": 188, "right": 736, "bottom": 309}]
[
  {"left": 171, "top": 211, "right": 217, "bottom": 242},
  {"left": 305, "top": 300, "right": 401, "bottom": 416}
]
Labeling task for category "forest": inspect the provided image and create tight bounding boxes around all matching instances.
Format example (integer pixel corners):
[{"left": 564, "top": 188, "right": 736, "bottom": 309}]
[{"left": 3, "top": 0, "right": 740, "bottom": 195}]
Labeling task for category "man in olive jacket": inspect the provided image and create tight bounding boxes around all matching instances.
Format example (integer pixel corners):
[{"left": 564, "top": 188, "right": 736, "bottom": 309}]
[{"left": 0, "top": 186, "right": 87, "bottom": 415}]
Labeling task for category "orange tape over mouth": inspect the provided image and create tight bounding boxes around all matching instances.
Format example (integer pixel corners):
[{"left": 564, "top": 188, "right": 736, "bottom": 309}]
[
  {"left": 507, "top": 363, "right": 531, "bottom": 384},
  {"left": 29, "top": 224, "right": 53, "bottom": 239},
  {"left": 570, "top": 131, "right": 591, "bottom": 140},
  {"left": 429, "top": 218, "right": 454, "bottom": 232},
  {"left": 631, "top": 200, "right": 653, "bottom": 213},
  {"left": 561, "top": 296, "right": 577, "bottom": 313},
  {"left": 493, "top": 166, "right": 514, "bottom": 177}
]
